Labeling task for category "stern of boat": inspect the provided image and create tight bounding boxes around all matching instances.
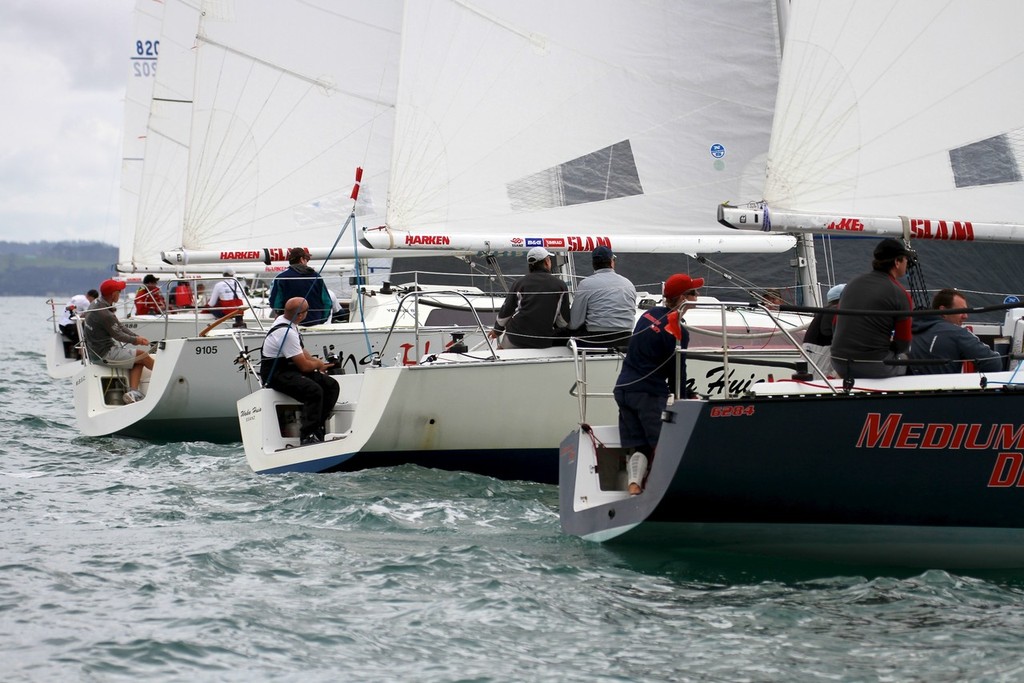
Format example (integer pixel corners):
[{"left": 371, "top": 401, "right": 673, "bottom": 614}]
[
  {"left": 559, "top": 400, "right": 705, "bottom": 543},
  {"left": 238, "top": 374, "right": 369, "bottom": 474}
]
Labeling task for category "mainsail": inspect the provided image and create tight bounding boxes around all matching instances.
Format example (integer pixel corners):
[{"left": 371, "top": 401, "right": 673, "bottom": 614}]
[
  {"left": 719, "top": 0, "right": 1024, "bottom": 243},
  {"left": 372, "top": 0, "right": 788, "bottom": 253}
]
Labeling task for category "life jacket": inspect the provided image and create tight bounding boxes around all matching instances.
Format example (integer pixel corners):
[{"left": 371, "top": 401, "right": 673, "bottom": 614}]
[{"left": 174, "top": 283, "right": 194, "bottom": 307}]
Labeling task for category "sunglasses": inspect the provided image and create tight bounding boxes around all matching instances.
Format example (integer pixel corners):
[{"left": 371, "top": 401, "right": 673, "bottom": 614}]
[{"left": 684, "top": 290, "right": 699, "bottom": 297}]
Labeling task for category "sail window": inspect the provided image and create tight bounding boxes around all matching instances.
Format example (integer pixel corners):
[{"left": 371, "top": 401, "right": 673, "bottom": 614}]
[
  {"left": 507, "top": 140, "right": 644, "bottom": 211},
  {"left": 949, "top": 133, "right": 1022, "bottom": 188}
]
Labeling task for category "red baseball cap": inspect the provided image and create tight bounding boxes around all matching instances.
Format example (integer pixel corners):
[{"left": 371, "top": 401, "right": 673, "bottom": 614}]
[
  {"left": 100, "top": 279, "right": 127, "bottom": 298},
  {"left": 663, "top": 274, "right": 705, "bottom": 300}
]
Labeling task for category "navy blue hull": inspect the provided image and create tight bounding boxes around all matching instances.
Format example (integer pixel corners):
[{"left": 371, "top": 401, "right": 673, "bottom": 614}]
[
  {"left": 561, "top": 388, "right": 1024, "bottom": 566},
  {"left": 320, "top": 447, "right": 559, "bottom": 484},
  {"left": 659, "top": 390, "right": 1024, "bottom": 528}
]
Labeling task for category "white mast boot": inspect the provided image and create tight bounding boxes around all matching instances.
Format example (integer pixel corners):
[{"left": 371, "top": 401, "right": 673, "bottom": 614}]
[{"left": 627, "top": 452, "right": 648, "bottom": 495}]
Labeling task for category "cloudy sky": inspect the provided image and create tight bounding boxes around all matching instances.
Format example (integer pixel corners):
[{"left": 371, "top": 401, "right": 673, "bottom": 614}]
[{"left": 1, "top": 0, "right": 133, "bottom": 245}]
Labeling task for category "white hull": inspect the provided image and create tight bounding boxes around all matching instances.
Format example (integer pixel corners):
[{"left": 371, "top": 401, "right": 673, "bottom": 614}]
[
  {"left": 240, "top": 343, "right": 805, "bottom": 481},
  {"left": 73, "top": 325, "right": 481, "bottom": 441},
  {"left": 71, "top": 285, "right": 499, "bottom": 440},
  {"left": 46, "top": 313, "right": 256, "bottom": 380}
]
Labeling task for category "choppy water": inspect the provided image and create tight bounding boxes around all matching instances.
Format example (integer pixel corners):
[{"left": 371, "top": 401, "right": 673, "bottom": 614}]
[{"left": 7, "top": 295, "right": 1024, "bottom": 682}]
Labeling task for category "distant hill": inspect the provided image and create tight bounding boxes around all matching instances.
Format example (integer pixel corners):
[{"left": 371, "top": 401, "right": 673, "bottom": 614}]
[{"left": 0, "top": 241, "right": 118, "bottom": 296}]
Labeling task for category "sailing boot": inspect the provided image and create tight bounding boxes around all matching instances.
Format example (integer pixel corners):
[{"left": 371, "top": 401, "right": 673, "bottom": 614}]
[{"left": 627, "top": 452, "right": 648, "bottom": 495}]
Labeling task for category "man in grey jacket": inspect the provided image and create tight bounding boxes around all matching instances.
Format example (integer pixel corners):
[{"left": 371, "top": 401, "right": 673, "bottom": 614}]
[
  {"left": 910, "top": 288, "right": 1002, "bottom": 374},
  {"left": 83, "top": 279, "right": 155, "bottom": 404},
  {"left": 568, "top": 245, "right": 637, "bottom": 350}
]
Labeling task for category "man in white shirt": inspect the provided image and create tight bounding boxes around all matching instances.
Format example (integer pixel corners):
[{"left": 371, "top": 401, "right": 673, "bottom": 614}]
[
  {"left": 58, "top": 289, "right": 98, "bottom": 344},
  {"left": 259, "top": 297, "right": 340, "bottom": 445}
]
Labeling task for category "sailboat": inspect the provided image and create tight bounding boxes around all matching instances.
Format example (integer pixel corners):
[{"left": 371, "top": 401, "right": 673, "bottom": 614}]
[
  {"left": 237, "top": 0, "right": 819, "bottom": 478},
  {"left": 71, "top": 0, "right": 502, "bottom": 441},
  {"left": 559, "top": 0, "right": 1024, "bottom": 569}
]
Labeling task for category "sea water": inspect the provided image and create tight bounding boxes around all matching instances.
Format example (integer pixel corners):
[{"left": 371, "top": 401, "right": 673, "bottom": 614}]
[{"left": 5, "top": 295, "right": 1024, "bottom": 682}]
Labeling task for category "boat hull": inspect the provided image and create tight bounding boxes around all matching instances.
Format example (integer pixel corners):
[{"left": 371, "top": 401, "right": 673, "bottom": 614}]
[
  {"left": 560, "top": 376, "right": 1024, "bottom": 568},
  {"left": 241, "top": 347, "right": 805, "bottom": 481},
  {"left": 73, "top": 326, "right": 471, "bottom": 441}
]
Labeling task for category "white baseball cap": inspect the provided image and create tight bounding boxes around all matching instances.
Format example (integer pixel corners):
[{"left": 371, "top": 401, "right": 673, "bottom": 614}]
[{"left": 527, "top": 246, "right": 552, "bottom": 264}]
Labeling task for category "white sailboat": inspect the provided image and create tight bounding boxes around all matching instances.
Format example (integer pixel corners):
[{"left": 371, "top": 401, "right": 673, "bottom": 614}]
[
  {"left": 238, "top": 0, "right": 817, "bottom": 477},
  {"left": 73, "top": 0, "right": 501, "bottom": 440},
  {"left": 560, "top": 0, "right": 1024, "bottom": 569}
]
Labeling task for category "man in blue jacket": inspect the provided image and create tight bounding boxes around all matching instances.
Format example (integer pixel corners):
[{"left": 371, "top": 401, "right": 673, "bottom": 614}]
[
  {"left": 910, "top": 288, "right": 1002, "bottom": 374},
  {"left": 614, "top": 272, "right": 702, "bottom": 495},
  {"left": 269, "top": 247, "right": 332, "bottom": 326}
]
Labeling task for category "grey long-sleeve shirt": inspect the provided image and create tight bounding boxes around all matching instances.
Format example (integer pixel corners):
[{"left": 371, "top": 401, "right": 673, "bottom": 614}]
[{"left": 569, "top": 268, "right": 637, "bottom": 331}]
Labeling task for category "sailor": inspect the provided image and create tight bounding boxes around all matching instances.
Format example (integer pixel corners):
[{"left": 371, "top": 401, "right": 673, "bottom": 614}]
[
  {"left": 614, "top": 273, "right": 702, "bottom": 495},
  {"left": 84, "top": 279, "right": 155, "bottom": 404},
  {"left": 568, "top": 245, "right": 637, "bottom": 350},
  {"left": 207, "top": 269, "right": 245, "bottom": 319},
  {"left": 260, "top": 297, "right": 340, "bottom": 445},
  {"left": 831, "top": 238, "right": 914, "bottom": 379},
  {"left": 801, "top": 283, "right": 845, "bottom": 378},
  {"left": 268, "top": 247, "right": 332, "bottom": 325},
  {"left": 489, "top": 246, "right": 570, "bottom": 349},
  {"left": 909, "top": 288, "right": 1002, "bottom": 374},
  {"left": 134, "top": 274, "right": 166, "bottom": 316},
  {"left": 58, "top": 289, "right": 98, "bottom": 345}
]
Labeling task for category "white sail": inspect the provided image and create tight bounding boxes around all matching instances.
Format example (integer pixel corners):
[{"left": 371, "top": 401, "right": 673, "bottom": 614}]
[
  {"left": 118, "top": 0, "right": 165, "bottom": 272},
  {"left": 382, "top": 0, "right": 783, "bottom": 243},
  {"left": 176, "top": 1, "right": 402, "bottom": 253},
  {"left": 720, "top": 0, "right": 1024, "bottom": 243}
]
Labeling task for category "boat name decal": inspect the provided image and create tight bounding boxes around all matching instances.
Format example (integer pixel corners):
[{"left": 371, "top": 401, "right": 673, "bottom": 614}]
[
  {"left": 909, "top": 219, "right": 974, "bottom": 241},
  {"left": 405, "top": 235, "right": 451, "bottom": 246},
  {"left": 857, "top": 412, "right": 1024, "bottom": 488},
  {"left": 857, "top": 413, "right": 1024, "bottom": 451},
  {"left": 825, "top": 218, "right": 864, "bottom": 232},
  {"left": 696, "top": 366, "right": 760, "bottom": 397},
  {"left": 560, "top": 442, "right": 577, "bottom": 465},
  {"left": 239, "top": 405, "right": 261, "bottom": 423}
]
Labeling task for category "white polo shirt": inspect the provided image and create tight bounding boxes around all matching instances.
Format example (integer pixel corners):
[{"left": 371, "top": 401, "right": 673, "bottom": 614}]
[{"left": 262, "top": 315, "right": 303, "bottom": 359}]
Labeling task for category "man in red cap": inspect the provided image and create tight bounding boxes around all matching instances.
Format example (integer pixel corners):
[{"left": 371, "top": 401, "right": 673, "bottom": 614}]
[
  {"left": 83, "top": 279, "right": 155, "bottom": 404},
  {"left": 614, "top": 272, "right": 703, "bottom": 494}
]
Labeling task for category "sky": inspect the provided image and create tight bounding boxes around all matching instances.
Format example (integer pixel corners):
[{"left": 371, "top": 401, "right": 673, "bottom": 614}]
[{"left": 1, "top": 0, "right": 134, "bottom": 245}]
